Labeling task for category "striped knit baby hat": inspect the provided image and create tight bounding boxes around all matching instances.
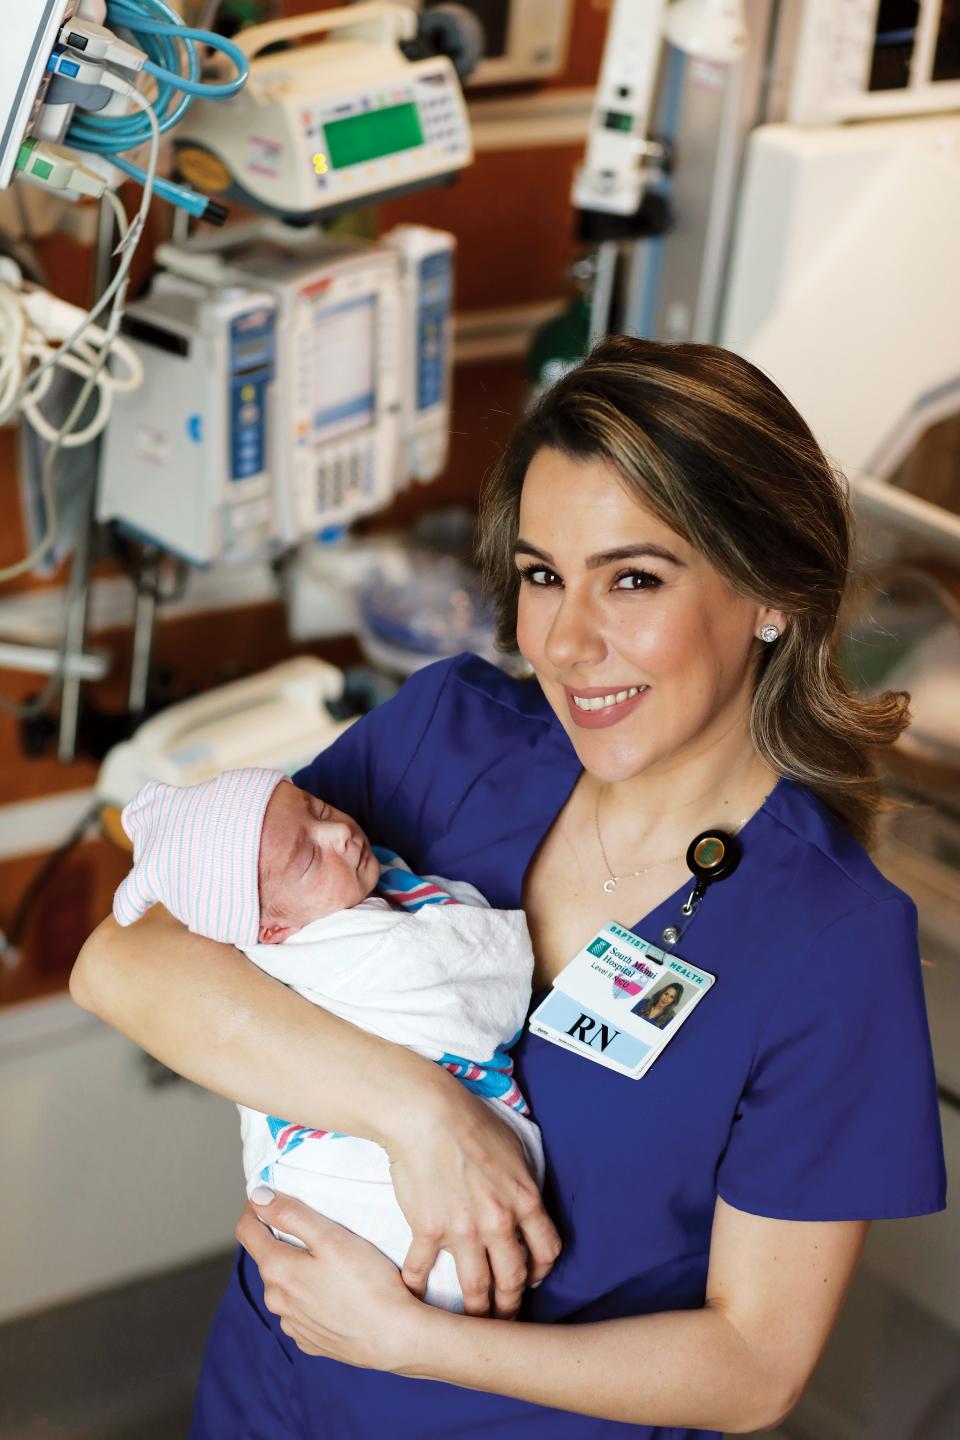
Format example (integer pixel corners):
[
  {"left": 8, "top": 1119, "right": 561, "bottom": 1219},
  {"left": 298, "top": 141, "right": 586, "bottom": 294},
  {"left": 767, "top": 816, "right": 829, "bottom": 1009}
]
[{"left": 113, "top": 768, "right": 287, "bottom": 945}]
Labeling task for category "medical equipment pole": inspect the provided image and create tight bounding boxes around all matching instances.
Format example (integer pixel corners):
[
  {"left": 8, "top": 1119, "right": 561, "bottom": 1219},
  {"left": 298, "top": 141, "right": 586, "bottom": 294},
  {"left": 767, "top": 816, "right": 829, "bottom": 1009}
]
[
  {"left": 128, "top": 545, "right": 162, "bottom": 717},
  {"left": 57, "top": 195, "right": 117, "bottom": 762}
]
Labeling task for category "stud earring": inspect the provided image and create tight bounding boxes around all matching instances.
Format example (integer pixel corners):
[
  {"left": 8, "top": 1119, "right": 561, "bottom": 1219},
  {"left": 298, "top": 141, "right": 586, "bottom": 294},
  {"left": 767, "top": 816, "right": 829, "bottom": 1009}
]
[{"left": 760, "top": 624, "right": 780, "bottom": 643}]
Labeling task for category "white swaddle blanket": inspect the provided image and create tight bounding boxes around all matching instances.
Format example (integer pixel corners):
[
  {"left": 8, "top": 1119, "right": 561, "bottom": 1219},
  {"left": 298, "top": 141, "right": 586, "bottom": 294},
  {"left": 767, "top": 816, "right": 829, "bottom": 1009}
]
[
  {"left": 240, "top": 884, "right": 544, "bottom": 1313},
  {"left": 110, "top": 773, "right": 541, "bottom": 1312}
]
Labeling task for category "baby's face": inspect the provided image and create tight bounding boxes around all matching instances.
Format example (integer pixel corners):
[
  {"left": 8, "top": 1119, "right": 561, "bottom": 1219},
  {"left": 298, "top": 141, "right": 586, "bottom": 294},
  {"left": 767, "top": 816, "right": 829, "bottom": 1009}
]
[{"left": 257, "top": 782, "right": 379, "bottom": 942}]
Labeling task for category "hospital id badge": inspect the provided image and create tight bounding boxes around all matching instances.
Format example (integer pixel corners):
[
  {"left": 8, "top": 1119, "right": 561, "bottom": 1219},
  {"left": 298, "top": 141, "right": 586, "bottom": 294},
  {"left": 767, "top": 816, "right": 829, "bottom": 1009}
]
[{"left": 528, "top": 920, "right": 714, "bottom": 1079}]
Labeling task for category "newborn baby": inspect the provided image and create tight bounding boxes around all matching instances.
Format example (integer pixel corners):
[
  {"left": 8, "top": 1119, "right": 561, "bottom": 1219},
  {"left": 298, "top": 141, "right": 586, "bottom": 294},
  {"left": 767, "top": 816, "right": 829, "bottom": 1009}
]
[{"left": 113, "top": 767, "right": 543, "bottom": 1312}]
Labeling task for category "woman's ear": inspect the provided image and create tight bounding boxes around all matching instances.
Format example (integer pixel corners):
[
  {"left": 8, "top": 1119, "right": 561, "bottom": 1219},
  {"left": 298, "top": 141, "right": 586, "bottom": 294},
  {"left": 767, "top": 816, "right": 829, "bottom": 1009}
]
[{"left": 757, "top": 608, "right": 789, "bottom": 641}]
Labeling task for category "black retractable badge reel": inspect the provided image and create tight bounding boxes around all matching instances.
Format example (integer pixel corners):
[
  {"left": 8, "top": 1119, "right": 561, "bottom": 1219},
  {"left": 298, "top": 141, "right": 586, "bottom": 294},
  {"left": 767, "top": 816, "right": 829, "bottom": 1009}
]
[{"left": 659, "top": 830, "right": 742, "bottom": 950}]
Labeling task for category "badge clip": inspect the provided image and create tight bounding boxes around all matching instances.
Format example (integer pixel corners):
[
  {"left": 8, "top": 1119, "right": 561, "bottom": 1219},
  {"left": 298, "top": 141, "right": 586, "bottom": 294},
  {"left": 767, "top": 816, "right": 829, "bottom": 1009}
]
[{"left": 661, "top": 829, "right": 742, "bottom": 948}]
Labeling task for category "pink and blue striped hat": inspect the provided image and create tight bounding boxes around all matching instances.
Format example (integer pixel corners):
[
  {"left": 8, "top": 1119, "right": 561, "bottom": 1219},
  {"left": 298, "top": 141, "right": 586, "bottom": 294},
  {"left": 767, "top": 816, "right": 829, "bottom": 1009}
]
[{"left": 113, "top": 768, "right": 287, "bottom": 945}]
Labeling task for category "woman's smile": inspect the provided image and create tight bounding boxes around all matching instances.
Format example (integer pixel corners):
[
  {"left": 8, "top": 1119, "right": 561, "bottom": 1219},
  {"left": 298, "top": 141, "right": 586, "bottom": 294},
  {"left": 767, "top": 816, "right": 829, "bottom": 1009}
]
[
  {"left": 565, "top": 684, "right": 649, "bottom": 729},
  {"left": 515, "top": 449, "right": 770, "bottom": 786}
]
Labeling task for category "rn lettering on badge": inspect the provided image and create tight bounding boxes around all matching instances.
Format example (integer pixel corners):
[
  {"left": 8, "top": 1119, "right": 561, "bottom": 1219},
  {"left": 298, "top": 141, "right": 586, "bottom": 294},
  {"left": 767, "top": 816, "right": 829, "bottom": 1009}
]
[{"left": 532, "top": 991, "right": 651, "bottom": 1072}]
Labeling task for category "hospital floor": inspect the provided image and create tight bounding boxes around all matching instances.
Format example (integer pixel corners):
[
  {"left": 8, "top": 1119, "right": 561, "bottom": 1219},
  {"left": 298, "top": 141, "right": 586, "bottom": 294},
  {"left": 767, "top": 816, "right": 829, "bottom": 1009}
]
[{"left": 0, "top": 1247, "right": 882, "bottom": 1439}]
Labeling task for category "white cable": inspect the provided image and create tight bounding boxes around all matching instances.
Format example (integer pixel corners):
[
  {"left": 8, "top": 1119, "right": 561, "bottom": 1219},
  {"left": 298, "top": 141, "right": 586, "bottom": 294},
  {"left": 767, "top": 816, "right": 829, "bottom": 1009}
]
[
  {"left": 0, "top": 97, "right": 160, "bottom": 583},
  {"left": 0, "top": 341, "right": 113, "bottom": 583},
  {"left": 0, "top": 284, "right": 26, "bottom": 419},
  {"left": 17, "top": 90, "right": 158, "bottom": 407},
  {"left": 102, "top": 186, "right": 130, "bottom": 244},
  {"left": 0, "top": 283, "right": 144, "bottom": 446}
]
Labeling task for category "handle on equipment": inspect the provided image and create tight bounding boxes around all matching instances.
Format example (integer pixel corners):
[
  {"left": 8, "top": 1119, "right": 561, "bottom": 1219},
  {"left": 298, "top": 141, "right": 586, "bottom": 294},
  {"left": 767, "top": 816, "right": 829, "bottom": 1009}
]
[{"left": 230, "top": 2, "right": 417, "bottom": 62}]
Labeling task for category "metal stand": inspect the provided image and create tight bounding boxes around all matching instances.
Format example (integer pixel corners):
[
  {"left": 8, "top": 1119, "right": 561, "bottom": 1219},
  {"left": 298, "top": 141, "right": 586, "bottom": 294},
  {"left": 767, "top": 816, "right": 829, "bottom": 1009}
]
[
  {"left": 588, "top": 240, "right": 620, "bottom": 345},
  {"left": 56, "top": 194, "right": 117, "bottom": 763},
  {"left": 128, "top": 545, "right": 161, "bottom": 717}
]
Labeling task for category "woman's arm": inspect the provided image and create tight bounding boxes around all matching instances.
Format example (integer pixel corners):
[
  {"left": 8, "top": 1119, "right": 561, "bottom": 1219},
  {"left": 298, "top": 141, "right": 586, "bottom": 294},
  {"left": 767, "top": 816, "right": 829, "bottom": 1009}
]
[
  {"left": 72, "top": 908, "right": 425, "bottom": 1134},
  {"left": 71, "top": 907, "right": 561, "bottom": 1316},
  {"left": 238, "top": 1192, "right": 867, "bottom": 1434}
]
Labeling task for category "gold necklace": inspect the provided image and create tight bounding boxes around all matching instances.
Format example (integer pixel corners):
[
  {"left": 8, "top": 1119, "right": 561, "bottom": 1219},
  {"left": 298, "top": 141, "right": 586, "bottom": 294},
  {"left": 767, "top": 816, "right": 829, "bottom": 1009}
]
[{"left": 594, "top": 789, "right": 750, "bottom": 895}]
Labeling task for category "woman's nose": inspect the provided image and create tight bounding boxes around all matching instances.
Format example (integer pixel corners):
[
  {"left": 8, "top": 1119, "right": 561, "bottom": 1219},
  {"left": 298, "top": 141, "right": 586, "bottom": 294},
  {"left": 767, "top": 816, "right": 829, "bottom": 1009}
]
[{"left": 543, "top": 593, "right": 606, "bottom": 671}]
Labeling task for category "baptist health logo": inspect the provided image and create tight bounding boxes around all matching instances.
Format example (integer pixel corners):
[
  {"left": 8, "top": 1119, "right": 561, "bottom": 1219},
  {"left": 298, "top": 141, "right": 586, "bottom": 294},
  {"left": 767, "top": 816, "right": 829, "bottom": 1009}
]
[{"left": 587, "top": 937, "right": 611, "bottom": 959}]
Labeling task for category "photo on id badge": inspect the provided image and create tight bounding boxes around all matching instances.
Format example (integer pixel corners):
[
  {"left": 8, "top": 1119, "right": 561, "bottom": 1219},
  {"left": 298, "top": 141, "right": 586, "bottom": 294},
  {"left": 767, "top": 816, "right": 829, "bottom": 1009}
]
[
  {"left": 529, "top": 920, "right": 715, "bottom": 1077},
  {"left": 586, "top": 927, "right": 698, "bottom": 1034}
]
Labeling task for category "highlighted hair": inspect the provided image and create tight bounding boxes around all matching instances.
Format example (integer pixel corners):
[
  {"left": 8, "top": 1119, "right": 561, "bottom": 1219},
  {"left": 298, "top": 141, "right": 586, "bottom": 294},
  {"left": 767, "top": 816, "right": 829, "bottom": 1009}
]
[{"left": 477, "top": 336, "right": 908, "bottom": 848}]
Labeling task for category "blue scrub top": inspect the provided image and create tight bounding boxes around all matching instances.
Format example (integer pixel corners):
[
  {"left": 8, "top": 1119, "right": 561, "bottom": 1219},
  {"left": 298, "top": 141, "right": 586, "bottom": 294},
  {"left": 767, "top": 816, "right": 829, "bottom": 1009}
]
[{"left": 192, "top": 653, "right": 946, "bottom": 1440}]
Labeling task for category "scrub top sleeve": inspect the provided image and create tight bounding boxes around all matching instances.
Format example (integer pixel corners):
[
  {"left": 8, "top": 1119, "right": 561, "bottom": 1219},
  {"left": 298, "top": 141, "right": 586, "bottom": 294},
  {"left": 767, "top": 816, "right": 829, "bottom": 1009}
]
[
  {"left": 291, "top": 658, "right": 453, "bottom": 833},
  {"left": 716, "top": 896, "right": 946, "bottom": 1222}
]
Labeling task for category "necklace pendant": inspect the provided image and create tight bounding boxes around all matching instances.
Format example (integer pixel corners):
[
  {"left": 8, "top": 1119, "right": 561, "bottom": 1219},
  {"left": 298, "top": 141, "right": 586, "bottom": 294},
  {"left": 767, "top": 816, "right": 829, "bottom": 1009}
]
[{"left": 602, "top": 877, "right": 618, "bottom": 894}]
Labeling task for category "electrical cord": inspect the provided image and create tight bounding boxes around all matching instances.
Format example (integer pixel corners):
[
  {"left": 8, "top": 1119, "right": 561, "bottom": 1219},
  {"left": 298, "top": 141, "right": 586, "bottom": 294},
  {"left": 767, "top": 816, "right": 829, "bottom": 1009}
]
[
  {"left": 13, "top": 95, "right": 157, "bottom": 420},
  {"left": 0, "top": 4, "right": 246, "bottom": 714},
  {"left": 0, "top": 268, "right": 144, "bottom": 447},
  {"left": 8, "top": 0, "right": 241, "bottom": 417},
  {"left": 26, "top": 90, "right": 157, "bottom": 385},
  {"left": 0, "top": 799, "right": 104, "bottom": 969},
  {"left": 63, "top": 0, "right": 247, "bottom": 220},
  {"left": 0, "top": 335, "right": 116, "bottom": 585},
  {"left": 0, "top": 102, "right": 157, "bottom": 588}
]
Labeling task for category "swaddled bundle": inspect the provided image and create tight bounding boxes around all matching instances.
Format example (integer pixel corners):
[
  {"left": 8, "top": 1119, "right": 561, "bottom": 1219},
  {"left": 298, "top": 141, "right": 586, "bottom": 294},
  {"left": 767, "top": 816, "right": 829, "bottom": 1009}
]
[{"left": 114, "top": 768, "right": 543, "bottom": 1311}]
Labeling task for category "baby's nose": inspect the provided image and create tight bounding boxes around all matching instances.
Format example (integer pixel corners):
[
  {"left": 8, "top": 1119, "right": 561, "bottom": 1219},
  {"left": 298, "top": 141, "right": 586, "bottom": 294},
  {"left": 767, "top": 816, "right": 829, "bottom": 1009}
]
[{"left": 320, "top": 820, "right": 353, "bottom": 851}]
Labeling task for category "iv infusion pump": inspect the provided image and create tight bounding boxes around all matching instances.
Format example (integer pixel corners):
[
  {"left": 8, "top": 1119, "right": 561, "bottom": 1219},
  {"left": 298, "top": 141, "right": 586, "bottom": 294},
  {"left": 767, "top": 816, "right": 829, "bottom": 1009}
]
[
  {"left": 97, "top": 279, "right": 279, "bottom": 567},
  {"left": 98, "top": 222, "right": 455, "bottom": 565}
]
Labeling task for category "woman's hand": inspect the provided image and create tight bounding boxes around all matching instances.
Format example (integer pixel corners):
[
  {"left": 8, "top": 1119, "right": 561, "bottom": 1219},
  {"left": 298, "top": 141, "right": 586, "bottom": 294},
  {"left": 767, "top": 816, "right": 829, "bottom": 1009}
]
[
  {"left": 236, "top": 1191, "right": 424, "bottom": 1369},
  {"left": 74, "top": 910, "right": 561, "bottom": 1319},
  {"left": 384, "top": 1078, "right": 561, "bottom": 1320}
]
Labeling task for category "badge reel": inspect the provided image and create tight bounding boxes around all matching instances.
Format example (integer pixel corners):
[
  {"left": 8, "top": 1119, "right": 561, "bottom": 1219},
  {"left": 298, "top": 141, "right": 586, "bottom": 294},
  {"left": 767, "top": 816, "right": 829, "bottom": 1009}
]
[
  {"left": 660, "top": 829, "right": 743, "bottom": 949},
  {"left": 528, "top": 830, "right": 743, "bottom": 1079}
]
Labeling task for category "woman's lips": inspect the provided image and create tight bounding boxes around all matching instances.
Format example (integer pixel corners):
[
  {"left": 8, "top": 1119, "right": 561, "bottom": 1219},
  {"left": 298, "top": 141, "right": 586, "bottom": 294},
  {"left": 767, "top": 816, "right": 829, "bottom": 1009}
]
[{"left": 564, "top": 685, "right": 649, "bottom": 729}]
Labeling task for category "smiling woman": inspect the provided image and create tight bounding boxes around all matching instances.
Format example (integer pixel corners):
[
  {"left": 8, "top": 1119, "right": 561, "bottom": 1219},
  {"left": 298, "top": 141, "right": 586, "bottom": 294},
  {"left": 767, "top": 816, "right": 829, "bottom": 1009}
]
[
  {"left": 512, "top": 448, "right": 784, "bottom": 797},
  {"left": 72, "top": 335, "right": 944, "bottom": 1440},
  {"left": 478, "top": 335, "right": 908, "bottom": 848}
]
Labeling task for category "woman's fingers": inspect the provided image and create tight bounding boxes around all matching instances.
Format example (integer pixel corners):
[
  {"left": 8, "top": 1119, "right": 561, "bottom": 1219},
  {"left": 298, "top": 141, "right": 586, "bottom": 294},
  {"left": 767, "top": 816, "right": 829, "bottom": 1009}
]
[
  {"left": 400, "top": 1231, "right": 441, "bottom": 1299},
  {"left": 235, "top": 1194, "right": 426, "bottom": 1372},
  {"left": 449, "top": 1242, "right": 493, "bottom": 1316},
  {"left": 235, "top": 1203, "right": 288, "bottom": 1272},
  {"left": 486, "top": 1233, "right": 529, "bottom": 1318},
  {"left": 520, "top": 1209, "right": 564, "bottom": 1286},
  {"left": 390, "top": 1081, "right": 563, "bottom": 1312},
  {"left": 252, "top": 1190, "right": 342, "bottom": 1251},
  {"left": 241, "top": 1189, "right": 359, "bottom": 1259}
]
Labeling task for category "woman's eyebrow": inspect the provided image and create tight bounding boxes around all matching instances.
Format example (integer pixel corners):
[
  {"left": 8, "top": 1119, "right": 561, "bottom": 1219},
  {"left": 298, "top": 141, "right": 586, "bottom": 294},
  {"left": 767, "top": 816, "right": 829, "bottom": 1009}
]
[{"left": 514, "top": 540, "right": 685, "bottom": 568}]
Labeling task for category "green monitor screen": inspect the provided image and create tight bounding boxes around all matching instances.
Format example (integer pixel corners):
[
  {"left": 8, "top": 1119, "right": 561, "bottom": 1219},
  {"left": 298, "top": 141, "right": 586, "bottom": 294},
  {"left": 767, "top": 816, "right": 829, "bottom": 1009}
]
[{"left": 324, "top": 103, "right": 425, "bottom": 169}]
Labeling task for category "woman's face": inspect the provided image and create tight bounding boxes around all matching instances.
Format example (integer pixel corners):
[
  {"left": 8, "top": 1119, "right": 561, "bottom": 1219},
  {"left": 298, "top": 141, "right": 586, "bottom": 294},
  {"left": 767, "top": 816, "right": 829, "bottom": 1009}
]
[
  {"left": 515, "top": 448, "right": 783, "bottom": 785},
  {"left": 653, "top": 986, "right": 681, "bottom": 1011}
]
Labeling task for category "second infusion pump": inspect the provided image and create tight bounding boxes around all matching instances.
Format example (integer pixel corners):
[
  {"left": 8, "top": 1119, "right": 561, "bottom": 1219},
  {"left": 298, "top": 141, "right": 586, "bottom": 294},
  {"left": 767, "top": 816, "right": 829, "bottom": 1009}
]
[{"left": 99, "top": 223, "right": 455, "bottom": 563}]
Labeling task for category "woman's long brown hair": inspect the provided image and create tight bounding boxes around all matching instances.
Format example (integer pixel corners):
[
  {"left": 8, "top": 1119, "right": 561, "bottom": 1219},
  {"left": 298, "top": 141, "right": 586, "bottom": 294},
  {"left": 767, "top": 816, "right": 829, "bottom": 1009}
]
[{"left": 477, "top": 335, "right": 909, "bottom": 848}]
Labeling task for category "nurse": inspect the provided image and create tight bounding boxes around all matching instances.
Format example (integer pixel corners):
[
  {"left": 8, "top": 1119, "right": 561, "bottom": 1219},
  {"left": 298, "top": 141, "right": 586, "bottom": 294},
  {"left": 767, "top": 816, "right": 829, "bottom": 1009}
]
[
  {"left": 73, "top": 335, "right": 946, "bottom": 1439},
  {"left": 632, "top": 981, "right": 684, "bottom": 1028}
]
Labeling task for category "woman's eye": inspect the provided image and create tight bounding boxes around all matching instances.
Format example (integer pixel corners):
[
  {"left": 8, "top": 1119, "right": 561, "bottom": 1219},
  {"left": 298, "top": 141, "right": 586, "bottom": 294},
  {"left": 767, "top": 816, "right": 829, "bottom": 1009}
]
[
  {"left": 517, "top": 563, "right": 560, "bottom": 586},
  {"left": 613, "top": 570, "right": 662, "bottom": 592}
]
